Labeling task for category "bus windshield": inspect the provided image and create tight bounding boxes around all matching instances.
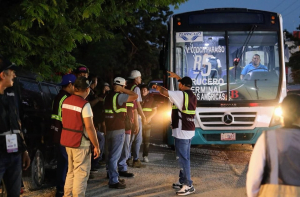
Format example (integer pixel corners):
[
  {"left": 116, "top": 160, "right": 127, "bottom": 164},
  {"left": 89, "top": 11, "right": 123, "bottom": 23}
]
[{"left": 175, "top": 31, "right": 280, "bottom": 102}]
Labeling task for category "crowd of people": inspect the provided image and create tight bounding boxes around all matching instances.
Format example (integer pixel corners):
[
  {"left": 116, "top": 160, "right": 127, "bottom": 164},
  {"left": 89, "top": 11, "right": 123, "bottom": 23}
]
[{"left": 1, "top": 53, "right": 300, "bottom": 197}]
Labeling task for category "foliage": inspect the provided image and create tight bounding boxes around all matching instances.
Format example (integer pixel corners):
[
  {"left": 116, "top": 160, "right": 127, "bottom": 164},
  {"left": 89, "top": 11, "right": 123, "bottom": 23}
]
[
  {"left": 72, "top": 5, "right": 174, "bottom": 85},
  {"left": 288, "top": 51, "right": 300, "bottom": 83},
  {"left": 0, "top": 0, "right": 186, "bottom": 80}
]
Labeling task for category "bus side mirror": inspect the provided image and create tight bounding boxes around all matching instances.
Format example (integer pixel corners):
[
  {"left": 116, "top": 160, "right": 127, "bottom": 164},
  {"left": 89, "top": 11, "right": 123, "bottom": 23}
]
[{"left": 159, "top": 49, "right": 165, "bottom": 70}]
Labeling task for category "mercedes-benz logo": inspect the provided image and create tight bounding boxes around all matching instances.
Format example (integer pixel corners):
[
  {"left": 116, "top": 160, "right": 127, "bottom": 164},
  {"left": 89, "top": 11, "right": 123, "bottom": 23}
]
[{"left": 223, "top": 114, "right": 233, "bottom": 124}]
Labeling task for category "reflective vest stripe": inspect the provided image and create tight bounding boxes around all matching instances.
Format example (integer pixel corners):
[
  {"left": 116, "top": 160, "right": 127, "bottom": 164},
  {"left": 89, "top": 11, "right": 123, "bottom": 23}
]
[
  {"left": 142, "top": 108, "right": 152, "bottom": 112},
  {"left": 126, "top": 103, "right": 134, "bottom": 107},
  {"left": 62, "top": 104, "right": 83, "bottom": 113},
  {"left": 51, "top": 95, "right": 67, "bottom": 121},
  {"left": 105, "top": 109, "right": 114, "bottom": 113},
  {"left": 172, "top": 105, "right": 178, "bottom": 109},
  {"left": 51, "top": 114, "right": 61, "bottom": 121},
  {"left": 131, "top": 85, "right": 136, "bottom": 91},
  {"left": 181, "top": 92, "right": 196, "bottom": 115},
  {"left": 105, "top": 93, "right": 127, "bottom": 113}
]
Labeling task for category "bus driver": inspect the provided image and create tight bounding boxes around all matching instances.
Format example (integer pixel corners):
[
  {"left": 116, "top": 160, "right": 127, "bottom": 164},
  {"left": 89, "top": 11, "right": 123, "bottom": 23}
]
[{"left": 240, "top": 54, "right": 267, "bottom": 80}]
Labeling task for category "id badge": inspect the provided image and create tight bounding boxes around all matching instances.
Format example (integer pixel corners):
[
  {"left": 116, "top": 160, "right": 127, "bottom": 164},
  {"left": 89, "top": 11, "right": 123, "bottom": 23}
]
[{"left": 6, "top": 134, "right": 18, "bottom": 153}]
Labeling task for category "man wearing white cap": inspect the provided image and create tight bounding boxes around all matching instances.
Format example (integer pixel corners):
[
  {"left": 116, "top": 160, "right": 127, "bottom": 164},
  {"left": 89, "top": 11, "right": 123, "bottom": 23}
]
[
  {"left": 126, "top": 70, "right": 146, "bottom": 168},
  {"left": 104, "top": 77, "right": 138, "bottom": 189}
]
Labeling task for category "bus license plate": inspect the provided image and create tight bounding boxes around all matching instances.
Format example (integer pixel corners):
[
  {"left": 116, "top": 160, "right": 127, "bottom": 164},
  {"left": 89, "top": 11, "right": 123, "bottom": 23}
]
[{"left": 221, "top": 133, "right": 236, "bottom": 141}]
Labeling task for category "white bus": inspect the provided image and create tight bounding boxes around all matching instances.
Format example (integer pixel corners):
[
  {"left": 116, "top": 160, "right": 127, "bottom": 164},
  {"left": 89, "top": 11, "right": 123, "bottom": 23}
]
[{"left": 160, "top": 8, "right": 286, "bottom": 145}]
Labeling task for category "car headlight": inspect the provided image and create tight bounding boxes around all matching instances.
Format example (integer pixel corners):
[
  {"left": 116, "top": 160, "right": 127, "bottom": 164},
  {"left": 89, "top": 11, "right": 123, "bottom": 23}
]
[{"left": 269, "top": 106, "right": 282, "bottom": 127}]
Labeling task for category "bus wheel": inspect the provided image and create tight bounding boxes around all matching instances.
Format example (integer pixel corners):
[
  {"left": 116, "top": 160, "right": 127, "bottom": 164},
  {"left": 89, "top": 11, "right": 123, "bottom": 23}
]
[{"left": 23, "top": 150, "right": 45, "bottom": 190}]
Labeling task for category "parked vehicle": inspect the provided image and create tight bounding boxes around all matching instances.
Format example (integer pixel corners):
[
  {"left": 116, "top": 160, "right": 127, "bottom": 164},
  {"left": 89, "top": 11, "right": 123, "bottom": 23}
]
[{"left": 12, "top": 70, "right": 60, "bottom": 190}]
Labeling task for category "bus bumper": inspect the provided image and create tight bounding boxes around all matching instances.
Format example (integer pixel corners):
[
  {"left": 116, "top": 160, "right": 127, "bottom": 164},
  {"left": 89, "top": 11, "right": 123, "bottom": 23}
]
[{"left": 167, "top": 126, "right": 281, "bottom": 145}]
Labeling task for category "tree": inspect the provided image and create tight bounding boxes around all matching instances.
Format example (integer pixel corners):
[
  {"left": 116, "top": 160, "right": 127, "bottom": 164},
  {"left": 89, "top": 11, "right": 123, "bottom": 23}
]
[
  {"left": 73, "top": 5, "right": 173, "bottom": 85},
  {"left": 285, "top": 26, "right": 300, "bottom": 83},
  {"left": 0, "top": 0, "right": 186, "bottom": 80}
]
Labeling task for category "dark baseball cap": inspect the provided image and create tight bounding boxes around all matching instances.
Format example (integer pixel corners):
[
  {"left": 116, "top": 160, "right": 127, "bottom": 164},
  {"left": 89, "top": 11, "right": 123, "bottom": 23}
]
[
  {"left": 74, "top": 76, "right": 92, "bottom": 90},
  {"left": 58, "top": 74, "right": 76, "bottom": 86},
  {"left": 178, "top": 76, "right": 193, "bottom": 87},
  {"left": 74, "top": 66, "right": 89, "bottom": 74},
  {"left": 0, "top": 55, "right": 18, "bottom": 73}
]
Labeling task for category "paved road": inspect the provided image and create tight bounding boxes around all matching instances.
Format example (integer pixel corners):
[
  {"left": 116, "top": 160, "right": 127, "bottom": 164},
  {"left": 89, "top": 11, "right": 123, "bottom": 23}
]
[
  {"left": 21, "top": 143, "right": 252, "bottom": 197},
  {"left": 20, "top": 109, "right": 253, "bottom": 197}
]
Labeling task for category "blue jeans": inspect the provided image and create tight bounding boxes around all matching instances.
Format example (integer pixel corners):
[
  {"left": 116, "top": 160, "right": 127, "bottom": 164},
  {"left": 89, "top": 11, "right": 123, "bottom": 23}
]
[
  {"left": 118, "top": 134, "right": 131, "bottom": 172},
  {"left": 174, "top": 137, "right": 193, "bottom": 186},
  {"left": 91, "top": 131, "right": 105, "bottom": 168},
  {"left": 107, "top": 131, "right": 125, "bottom": 184},
  {"left": 129, "top": 118, "right": 142, "bottom": 160},
  {"left": 0, "top": 152, "right": 22, "bottom": 197},
  {"left": 56, "top": 144, "right": 68, "bottom": 194}
]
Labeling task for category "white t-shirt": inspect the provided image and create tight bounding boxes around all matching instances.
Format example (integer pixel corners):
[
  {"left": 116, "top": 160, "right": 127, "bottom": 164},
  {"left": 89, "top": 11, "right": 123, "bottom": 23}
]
[
  {"left": 80, "top": 102, "right": 93, "bottom": 147},
  {"left": 168, "top": 91, "right": 195, "bottom": 139},
  {"left": 134, "top": 86, "right": 142, "bottom": 119}
]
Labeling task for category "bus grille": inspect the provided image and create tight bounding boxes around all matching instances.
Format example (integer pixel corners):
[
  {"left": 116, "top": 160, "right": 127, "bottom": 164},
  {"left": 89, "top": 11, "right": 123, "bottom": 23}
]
[{"left": 198, "top": 112, "right": 256, "bottom": 127}]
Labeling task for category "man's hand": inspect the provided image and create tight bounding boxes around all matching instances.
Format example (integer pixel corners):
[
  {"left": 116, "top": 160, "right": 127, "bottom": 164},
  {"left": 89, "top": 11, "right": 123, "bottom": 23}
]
[
  {"left": 133, "top": 123, "right": 139, "bottom": 135},
  {"left": 167, "top": 71, "right": 180, "bottom": 80},
  {"left": 142, "top": 117, "right": 147, "bottom": 125},
  {"left": 93, "top": 147, "right": 100, "bottom": 159},
  {"left": 23, "top": 151, "right": 30, "bottom": 170},
  {"left": 114, "top": 85, "right": 123, "bottom": 93}
]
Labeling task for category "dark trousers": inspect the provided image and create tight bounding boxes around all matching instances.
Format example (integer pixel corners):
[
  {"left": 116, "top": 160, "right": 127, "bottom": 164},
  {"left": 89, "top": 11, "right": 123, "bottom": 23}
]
[
  {"left": 56, "top": 144, "right": 68, "bottom": 194},
  {"left": 142, "top": 124, "right": 151, "bottom": 157},
  {"left": 0, "top": 152, "right": 22, "bottom": 197}
]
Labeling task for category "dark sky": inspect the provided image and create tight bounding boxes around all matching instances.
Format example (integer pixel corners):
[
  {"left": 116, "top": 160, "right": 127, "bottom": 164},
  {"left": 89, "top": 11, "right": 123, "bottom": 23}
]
[{"left": 171, "top": 0, "right": 300, "bottom": 33}]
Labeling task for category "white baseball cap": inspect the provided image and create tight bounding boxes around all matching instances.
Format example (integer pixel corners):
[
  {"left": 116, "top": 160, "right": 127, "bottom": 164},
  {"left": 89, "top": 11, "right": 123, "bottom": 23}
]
[
  {"left": 114, "top": 77, "right": 126, "bottom": 86},
  {"left": 128, "top": 70, "right": 141, "bottom": 79}
]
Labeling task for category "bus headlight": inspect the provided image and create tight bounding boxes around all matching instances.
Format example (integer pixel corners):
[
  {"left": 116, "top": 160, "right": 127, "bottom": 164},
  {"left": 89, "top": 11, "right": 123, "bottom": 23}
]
[{"left": 269, "top": 107, "right": 282, "bottom": 127}]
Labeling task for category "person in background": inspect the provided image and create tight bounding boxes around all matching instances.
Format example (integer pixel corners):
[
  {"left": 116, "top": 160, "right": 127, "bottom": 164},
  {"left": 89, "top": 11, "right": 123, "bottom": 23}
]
[
  {"left": 86, "top": 74, "right": 105, "bottom": 173},
  {"left": 240, "top": 54, "right": 267, "bottom": 80},
  {"left": 104, "top": 77, "right": 137, "bottom": 189},
  {"left": 153, "top": 71, "right": 197, "bottom": 196},
  {"left": 247, "top": 94, "right": 300, "bottom": 197},
  {"left": 74, "top": 65, "right": 89, "bottom": 78},
  {"left": 50, "top": 74, "right": 76, "bottom": 197},
  {"left": 102, "top": 82, "right": 110, "bottom": 97},
  {"left": 140, "top": 84, "right": 157, "bottom": 163},
  {"left": 60, "top": 76, "right": 100, "bottom": 196},
  {"left": 117, "top": 100, "right": 137, "bottom": 178},
  {"left": 0, "top": 55, "right": 30, "bottom": 196},
  {"left": 127, "top": 70, "right": 146, "bottom": 168}
]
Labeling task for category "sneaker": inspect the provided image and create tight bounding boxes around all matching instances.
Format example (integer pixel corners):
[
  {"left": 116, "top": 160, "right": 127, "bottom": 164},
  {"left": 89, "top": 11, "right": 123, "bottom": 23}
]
[
  {"left": 119, "top": 171, "right": 135, "bottom": 177},
  {"left": 109, "top": 182, "right": 126, "bottom": 189},
  {"left": 143, "top": 156, "right": 149, "bottom": 163},
  {"left": 176, "top": 185, "right": 195, "bottom": 196},
  {"left": 172, "top": 181, "right": 183, "bottom": 189},
  {"left": 132, "top": 159, "right": 142, "bottom": 168}
]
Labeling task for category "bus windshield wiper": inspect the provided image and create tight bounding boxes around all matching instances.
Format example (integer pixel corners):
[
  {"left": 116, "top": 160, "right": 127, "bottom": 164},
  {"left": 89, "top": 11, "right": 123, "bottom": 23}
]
[{"left": 233, "top": 25, "right": 257, "bottom": 80}]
